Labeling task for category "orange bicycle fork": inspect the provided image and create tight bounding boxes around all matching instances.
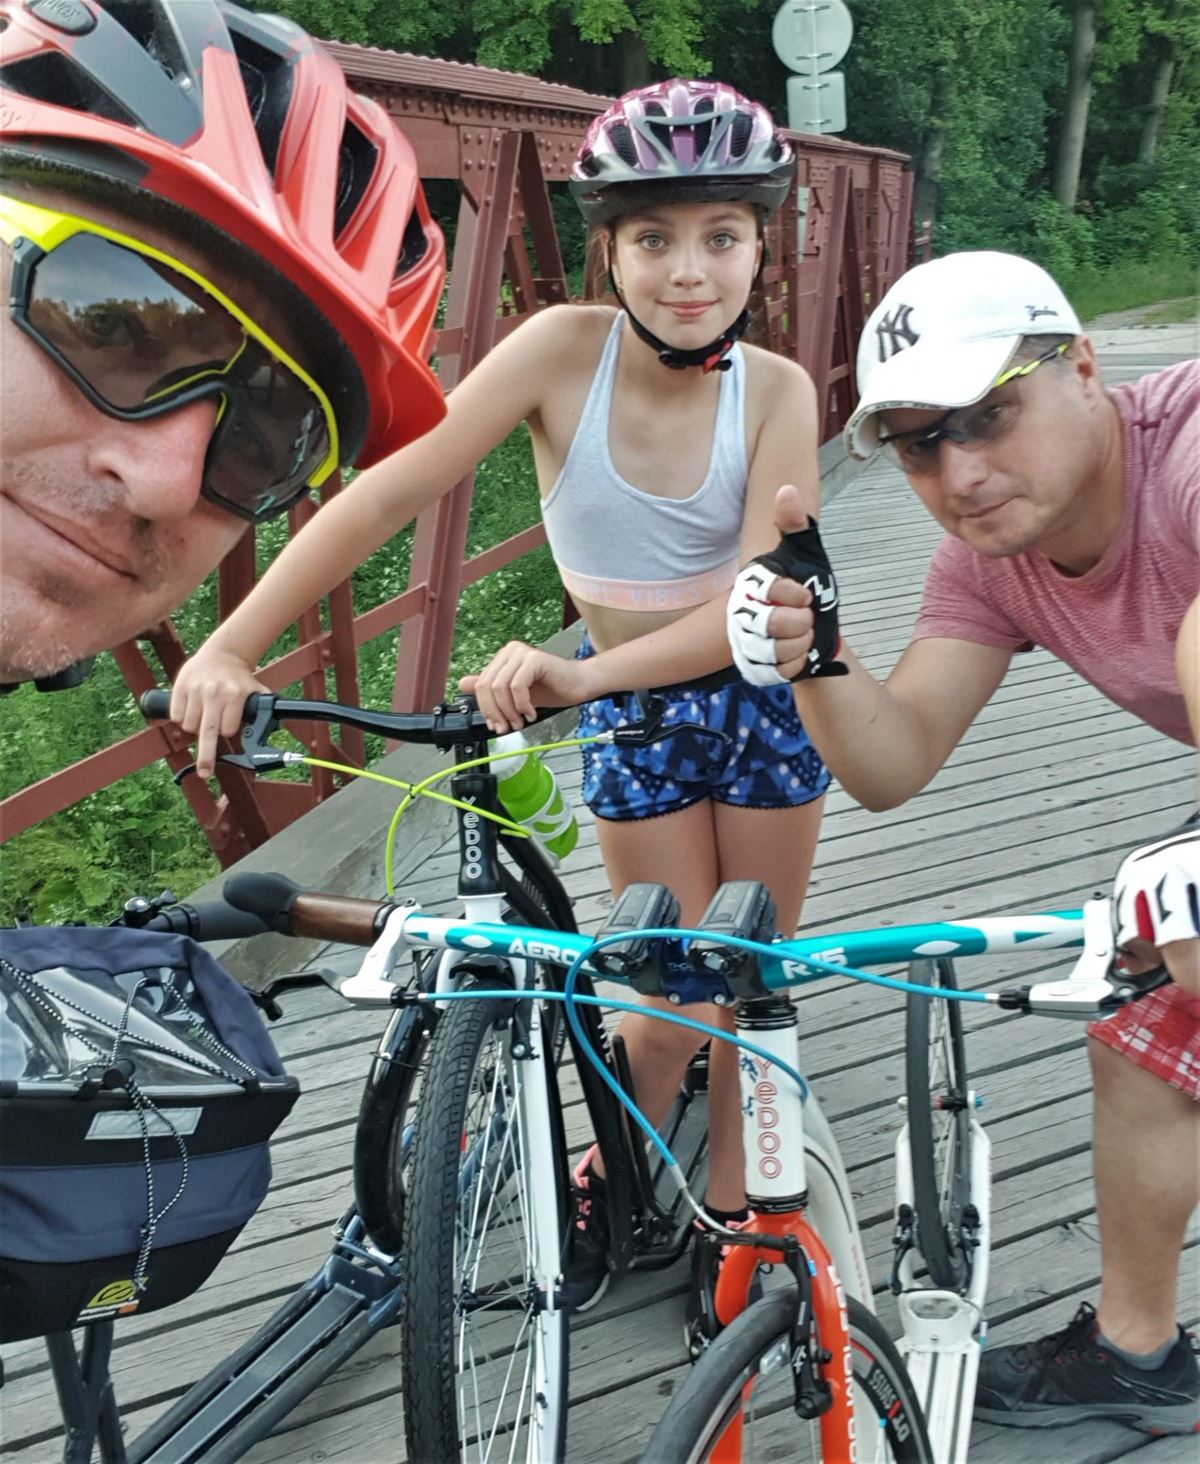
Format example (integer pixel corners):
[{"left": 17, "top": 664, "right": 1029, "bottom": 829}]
[{"left": 707, "top": 1210, "right": 856, "bottom": 1463}]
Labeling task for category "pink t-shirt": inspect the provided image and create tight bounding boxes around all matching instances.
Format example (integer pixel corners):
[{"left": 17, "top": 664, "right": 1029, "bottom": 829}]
[{"left": 913, "top": 359, "right": 1199, "bottom": 745}]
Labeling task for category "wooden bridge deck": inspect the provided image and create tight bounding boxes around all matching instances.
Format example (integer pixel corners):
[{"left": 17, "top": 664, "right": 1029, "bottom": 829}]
[{"left": 4, "top": 349, "right": 1197, "bottom": 1462}]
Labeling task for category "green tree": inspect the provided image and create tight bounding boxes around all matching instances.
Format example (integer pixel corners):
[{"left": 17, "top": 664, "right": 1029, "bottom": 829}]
[
  {"left": 844, "top": 1, "right": 1068, "bottom": 252},
  {"left": 251, "top": 0, "right": 708, "bottom": 85}
]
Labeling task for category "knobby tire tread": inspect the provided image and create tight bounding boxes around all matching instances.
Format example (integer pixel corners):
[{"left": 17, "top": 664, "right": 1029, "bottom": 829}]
[{"left": 401, "top": 985, "right": 569, "bottom": 1464}]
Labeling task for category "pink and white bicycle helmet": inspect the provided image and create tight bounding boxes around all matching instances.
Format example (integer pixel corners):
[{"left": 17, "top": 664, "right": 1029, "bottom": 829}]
[{"left": 571, "top": 79, "right": 794, "bottom": 227}]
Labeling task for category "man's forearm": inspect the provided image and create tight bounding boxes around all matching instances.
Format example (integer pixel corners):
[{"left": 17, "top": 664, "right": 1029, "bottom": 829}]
[{"left": 791, "top": 646, "right": 938, "bottom": 811}]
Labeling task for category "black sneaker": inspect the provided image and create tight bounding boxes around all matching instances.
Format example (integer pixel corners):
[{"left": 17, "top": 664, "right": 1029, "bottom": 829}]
[
  {"left": 685, "top": 1219, "right": 761, "bottom": 1361},
  {"left": 561, "top": 1147, "right": 610, "bottom": 1312},
  {"left": 975, "top": 1302, "right": 1200, "bottom": 1435}
]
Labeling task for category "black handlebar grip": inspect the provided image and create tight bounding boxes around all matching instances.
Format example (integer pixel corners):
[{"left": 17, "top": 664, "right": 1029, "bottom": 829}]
[
  {"left": 139, "top": 688, "right": 173, "bottom": 719},
  {"left": 144, "top": 900, "right": 272, "bottom": 940},
  {"left": 224, "top": 872, "right": 302, "bottom": 934},
  {"left": 225, "top": 871, "right": 388, "bottom": 945}
]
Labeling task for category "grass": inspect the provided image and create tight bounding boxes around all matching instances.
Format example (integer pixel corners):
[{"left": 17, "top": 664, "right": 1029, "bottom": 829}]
[{"left": 1068, "top": 256, "right": 1199, "bottom": 322}]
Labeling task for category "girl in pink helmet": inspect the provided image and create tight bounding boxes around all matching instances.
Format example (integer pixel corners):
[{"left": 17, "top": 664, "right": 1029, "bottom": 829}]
[{"left": 173, "top": 77, "right": 828, "bottom": 1340}]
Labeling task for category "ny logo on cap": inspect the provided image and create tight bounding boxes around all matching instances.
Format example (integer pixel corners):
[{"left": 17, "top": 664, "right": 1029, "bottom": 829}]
[{"left": 876, "top": 303, "right": 919, "bottom": 362}]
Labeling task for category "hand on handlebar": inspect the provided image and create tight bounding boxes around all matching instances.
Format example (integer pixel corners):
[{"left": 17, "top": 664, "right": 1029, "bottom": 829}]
[
  {"left": 1112, "top": 812, "right": 1200, "bottom": 998},
  {"left": 460, "top": 640, "right": 597, "bottom": 735},
  {"left": 170, "top": 647, "right": 269, "bottom": 779}
]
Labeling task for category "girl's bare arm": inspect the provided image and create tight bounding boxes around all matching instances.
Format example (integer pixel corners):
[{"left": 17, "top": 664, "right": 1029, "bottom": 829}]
[{"left": 173, "top": 307, "right": 580, "bottom": 773}]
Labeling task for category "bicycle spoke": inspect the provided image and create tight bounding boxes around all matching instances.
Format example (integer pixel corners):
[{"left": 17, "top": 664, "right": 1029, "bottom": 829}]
[
  {"left": 441, "top": 1022, "right": 559, "bottom": 1464},
  {"left": 403, "top": 971, "right": 568, "bottom": 1460}
]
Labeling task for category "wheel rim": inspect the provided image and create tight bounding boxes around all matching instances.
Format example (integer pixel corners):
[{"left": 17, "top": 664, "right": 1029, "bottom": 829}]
[
  {"left": 921, "top": 964, "right": 971, "bottom": 1286},
  {"left": 452, "top": 1031, "right": 563, "bottom": 1463}
]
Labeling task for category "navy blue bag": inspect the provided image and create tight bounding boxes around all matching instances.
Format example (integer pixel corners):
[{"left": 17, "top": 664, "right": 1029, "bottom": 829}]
[{"left": 0, "top": 926, "right": 299, "bottom": 1341}]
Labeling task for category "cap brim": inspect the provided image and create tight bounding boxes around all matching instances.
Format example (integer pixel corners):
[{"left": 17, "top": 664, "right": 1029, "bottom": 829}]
[{"left": 845, "top": 336, "right": 1019, "bottom": 460}]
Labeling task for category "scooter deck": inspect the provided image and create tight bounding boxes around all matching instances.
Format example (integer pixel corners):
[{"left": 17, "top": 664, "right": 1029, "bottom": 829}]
[
  {"left": 897, "top": 1291, "right": 982, "bottom": 1464},
  {"left": 128, "top": 1246, "right": 403, "bottom": 1464}
]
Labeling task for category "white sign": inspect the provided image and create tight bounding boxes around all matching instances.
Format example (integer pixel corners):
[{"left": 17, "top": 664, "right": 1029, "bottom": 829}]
[
  {"left": 772, "top": 0, "right": 853, "bottom": 77},
  {"left": 787, "top": 71, "right": 847, "bottom": 135}
]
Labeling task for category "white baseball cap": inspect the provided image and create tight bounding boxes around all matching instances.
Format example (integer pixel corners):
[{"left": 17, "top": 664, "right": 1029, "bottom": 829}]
[{"left": 844, "top": 251, "right": 1083, "bottom": 460}]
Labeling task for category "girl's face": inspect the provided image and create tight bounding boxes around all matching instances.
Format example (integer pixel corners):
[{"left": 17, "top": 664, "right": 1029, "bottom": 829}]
[{"left": 609, "top": 200, "right": 760, "bottom": 346}]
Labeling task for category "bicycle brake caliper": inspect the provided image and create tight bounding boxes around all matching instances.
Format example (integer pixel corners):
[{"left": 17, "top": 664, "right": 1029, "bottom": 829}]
[
  {"left": 785, "top": 1248, "right": 833, "bottom": 1420},
  {"left": 889, "top": 1202, "right": 916, "bottom": 1295}
]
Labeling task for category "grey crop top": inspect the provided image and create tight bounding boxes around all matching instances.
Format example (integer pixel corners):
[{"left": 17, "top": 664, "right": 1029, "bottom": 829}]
[{"left": 540, "top": 312, "right": 749, "bottom": 612}]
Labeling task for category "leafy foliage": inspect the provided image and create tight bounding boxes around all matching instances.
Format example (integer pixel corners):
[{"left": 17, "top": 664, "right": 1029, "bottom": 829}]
[{"left": 251, "top": 0, "right": 1198, "bottom": 282}]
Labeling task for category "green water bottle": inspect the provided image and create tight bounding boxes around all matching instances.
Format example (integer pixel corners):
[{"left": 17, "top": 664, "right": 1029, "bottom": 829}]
[{"left": 491, "top": 730, "right": 579, "bottom": 866}]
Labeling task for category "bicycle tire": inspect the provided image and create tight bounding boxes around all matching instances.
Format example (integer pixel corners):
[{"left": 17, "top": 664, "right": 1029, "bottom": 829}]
[
  {"left": 353, "top": 864, "right": 567, "bottom": 1253},
  {"left": 643, "top": 1289, "right": 933, "bottom": 1464},
  {"left": 402, "top": 981, "right": 570, "bottom": 1464},
  {"left": 905, "top": 956, "right": 973, "bottom": 1291}
]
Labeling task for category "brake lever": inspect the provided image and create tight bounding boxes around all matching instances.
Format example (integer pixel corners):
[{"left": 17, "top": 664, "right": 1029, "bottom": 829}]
[
  {"left": 215, "top": 748, "right": 294, "bottom": 772},
  {"left": 998, "top": 898, "right": 1172, "bottom": 1018},
  {"left": 216, "top": 696, "right": 290, "bottom": 770},
  {"left": 172, "top": 748, "right": 293, "bottom": 782},
  {"left": 622, "top": 691, "right": 667, "bottom": 742},
  {"left": 609, "top": 692, "right": 733, "bottom": 752}
]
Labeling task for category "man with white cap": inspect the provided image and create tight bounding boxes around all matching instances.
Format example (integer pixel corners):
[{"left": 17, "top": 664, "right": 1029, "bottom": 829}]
[{"left": 725, "top": 250, "right": 1199, "bottom": 1434}]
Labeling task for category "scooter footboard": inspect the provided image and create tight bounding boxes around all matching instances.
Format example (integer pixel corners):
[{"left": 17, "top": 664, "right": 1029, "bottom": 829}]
[{"left": 897, "top": 1291, "right": 982, "bottom": 1464}]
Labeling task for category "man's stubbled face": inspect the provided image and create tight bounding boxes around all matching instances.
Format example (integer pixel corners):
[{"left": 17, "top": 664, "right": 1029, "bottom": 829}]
[{"left": 0, "top": 188, "right": 269, "bottom": 682}]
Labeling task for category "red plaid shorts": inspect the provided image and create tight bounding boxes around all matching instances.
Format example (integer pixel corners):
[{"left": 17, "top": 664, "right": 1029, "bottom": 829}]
[{"left": 1089, "top": 984, "right": 1200, "bottom": 1100}]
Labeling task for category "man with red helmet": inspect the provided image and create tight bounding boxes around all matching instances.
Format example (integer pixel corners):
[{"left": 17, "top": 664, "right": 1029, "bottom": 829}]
[{"left": 0, "top": 0, "right": 445, "bottom": 688}]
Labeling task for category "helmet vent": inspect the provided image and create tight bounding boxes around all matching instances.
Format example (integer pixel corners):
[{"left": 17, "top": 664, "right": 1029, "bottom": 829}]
[
  {"left": 230, "top": 29, "right": 295, "bottom": 178},
  {"left": 334, "top": 117, "right": 379, "bottom": 238},
  {"left": 691, "top": 94, "right": 715, "bottom": 159},
  {"left": 395, "top": 209, "right": 429, "bottom": 278},
  {"left": 647, "top": 120, "right": 675, "bottom": 155},
  {"left": 0, "top": 54, "right": 135, "bottom": 127},
  {"left": 576, "top": 149, "right": 601, "bottom": 178},
  {"left": 609, "top": 122, "right": 638, "bottom": 168},
  {"left": 730, "top": 110, "right": 753, "bottom": 158},
  {"left": 106, "top": 0, "right": 187, "bottom": 84}
]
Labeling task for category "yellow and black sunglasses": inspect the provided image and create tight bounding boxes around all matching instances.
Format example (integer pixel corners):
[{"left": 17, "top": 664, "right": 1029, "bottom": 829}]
[
  {"left": 0, "top": 195, "right": 340, "bottom": 523},
  {"left": 876, "top": 342, "right": 1070, "bottom": 476}
]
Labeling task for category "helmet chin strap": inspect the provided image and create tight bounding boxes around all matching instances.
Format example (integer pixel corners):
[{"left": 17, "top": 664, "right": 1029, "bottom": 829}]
[
  {"left": 617, "top": 290, "right": 752, "bottom": 373},
  {"left": 606, "top": 243, "right": 765, "bottom": 373}
]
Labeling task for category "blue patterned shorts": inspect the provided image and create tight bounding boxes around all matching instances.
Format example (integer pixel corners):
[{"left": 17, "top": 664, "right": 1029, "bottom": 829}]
[{"left": 575, "top": 637, "right": 831, "bottom": 822}]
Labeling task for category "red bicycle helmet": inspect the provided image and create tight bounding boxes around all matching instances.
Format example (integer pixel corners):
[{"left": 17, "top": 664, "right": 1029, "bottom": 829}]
[
  {"left": 571, "top": 79, "right": 794, "bottom": 228},
  {"left": 0, "top": 0, "right": 447, "bottom": 467}
]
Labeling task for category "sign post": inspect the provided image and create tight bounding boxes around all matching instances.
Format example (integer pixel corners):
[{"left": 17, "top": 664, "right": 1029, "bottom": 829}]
[{"left": 772, "top": 0, "right": 853, "bottom": 134}]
